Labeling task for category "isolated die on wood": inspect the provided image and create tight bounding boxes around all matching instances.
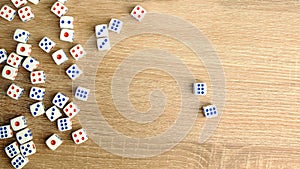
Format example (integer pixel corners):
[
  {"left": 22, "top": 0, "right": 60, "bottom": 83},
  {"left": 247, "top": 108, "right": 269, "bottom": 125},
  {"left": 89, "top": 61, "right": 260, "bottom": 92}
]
[
  {"left": 11, "top": 154, "right": 29, "bottom": 169},
  {"left": 0, "top": 5, "right": 17, "bottom": 21},
  {"left": 66, "top": 64, "right": 82, "bottom": 80},
  {"left": 10, "top": 116, "right": 27, "bottom": 131},
  {"left": 7, "top": 53, "right": 23, "bottom": 68},
  {"left": 16, "top": 128, "right": 33, "bottom": 144},
  {"left": 28, "top": 0, "right": 39, "bottom": 5},
  {"left": 5, "top": 142, "right": 20, "bottom": 158},
  {"left": 60, "top": 29, "right": 74, "bottom": 42},
  {"left": 63, "top": 102, "right": 80, "bottom": 118},
  {"left": 39, "top": 37, "right": 56, "bottom": 53},
  {"left": 2, "top": 65, "right": 18, "bottom": 81},
  {"left": 46, "top": 106, "right": 62, "bottom": 122},
  {"left": 18, "top": 6, "right": 34, "bottom": 22},
  {"left": 0, "top": 125, "right": 13, "bottom": 139},
  {"left": 30, "top": 101, "right": 45, "bottom": 117},
  {"left": 52, "top": 49, "right": 68, "bottom": 65},
  {"left": 45, "top": 134, "right": 63, "bottom": 150},
  {"left": 51, "top": 2, "right": 68, "bottom": 17},
  {"left": 70, "top": 44, "right": 86, "bottom": 60},
  {"left": 52, "top": 92, "right": 69, "bottom": 108},
  {"left": 7, "top": 83, "right": 24, "bottom": 100},
  {"left": 20, "top": 141, "right": 36, "bottom": 157},
  {"left": 30, "top": 71, "right": 46, "bottom": 84},
  {"left": 108, "top": 18, "right": 123, "bottom": 34},
  {"left": 57, "top": 118, "right": 72, "bottom": 132},
  {"left": 130, "top": 5, "right": 147, "bottom": 22},
  {"left": 14, "top": 29, "right": 30, "bottom": 43},
  {"left": 60, "top": 16, "right": 74, "bottom": 29},
  {"left": 75, "top": 86, "right": 90, "bottom": 101},
  {"left": 97, "top": 37, "right": 110, "bottom": 51},
  {"left": 203, "top": 105, "right": 218, "bottom": 118},
  {"left": 95, "top": 24, "right": 108, "bottom": 38},
  {"left": 0, "top": 48, "right": 8, "bottom": 63},
  {"left": 22, "top": 56, "right": 39, "bottom": 72},
  {"left": 11, "top": 0, "right": 27, "bottom": 8},
  {"left": 193, "top": 83, "right": 207, "bottom": 96},
  {"left": 72, "top": 128, "right": 88, "bottom": 145},
  {"left": 29, "top": 87, "right": 45, "bottom": 101},
  {"left": 16, "top": 43, "right": 32, "bottom": 57}
]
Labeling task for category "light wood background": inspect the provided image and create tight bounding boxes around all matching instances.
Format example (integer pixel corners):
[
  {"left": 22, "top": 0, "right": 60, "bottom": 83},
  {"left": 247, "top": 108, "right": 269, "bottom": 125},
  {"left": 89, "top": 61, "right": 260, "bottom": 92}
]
[{"left": 1, "top": 0, "right": 300, "bottom": 168}]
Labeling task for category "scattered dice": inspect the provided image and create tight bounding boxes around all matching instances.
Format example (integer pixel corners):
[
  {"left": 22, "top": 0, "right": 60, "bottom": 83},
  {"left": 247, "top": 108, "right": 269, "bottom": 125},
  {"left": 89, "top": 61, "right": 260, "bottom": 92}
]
[
  {"left": 108, "top": 18, "right": 123, "bottom": 34},
  {"left": 29, "top": 87, "right": 45, "bottom": 101},
  {"left": 60, "top": 16, "right": 74, "bottom": 29},
  {"left": 60, "top": 29, "right": 74, "bottom": 42},
  {"left": 70, "top": 44, "right": 86, "bottom": 61},
  {"left": 63, "top": 102, "right": 80, "bottom": 118},
  {"left": 22, "top": 56, "right": 39, "bottom": 72},
  {"left": 0, "top": 48, "right": 8, "bottom": 63},
  {"left": 45, "top": 106, "right": 62, "bottom": 122},
  {"left": 52, "top": 49, "right": 68, "bottom": 65},
  {"left": 0, "top": 125, "right": 13, "bottom": 139},
  {"left": 13, "top": 29, "right": 30, "bottom": 43},
  {"left": 193, "top": 83, "right": 207, "bottom": 96},
  {"left": 75, "top": 86, "right": 90, "bottom": 101},
  {"left": 11, "top": 154, "right": 29, "bottom": 169},
  {"left": 66, "top": 64, "right": 82, "bottom": 80},
  {"left": 7, "top": 83, "right": 24, "bottom": 100},
  {"left": 203, "top": 105, "right": 218, "bottom": 118},
  {"left": 16, "top": 128, "right": 33, "bottom": 144},
  {"left": 5, "top": 142, "right": 20, "bottom": 158},
  {"left": 30, "top": 71, "right": 46, "bottom": 84},
  {"left": 45, "top": 134, "right": 63, "bottom": 150},
  {"left": 10, "top": 116, "right": 27, "bottom": 131},
  {"left": 52, "top": 92, "right": 69, "bottom": 108},
  {"left": 11, "top": 0, "right": 27, "bottom": 8},
  {"left": 130, "top": 5, "right": 147, "bottom": 22},
  {"left": 30, "top": 101, "right": 45, "bottom": 117},
  {"left": 72, "top": 128, "right": 88, "bottom": 145},
  {"left": 2, "top": 65, "right": 18, "bottom": 81},
  {"left": 51, "top": 2, "right": 68, "bottom": 17},
  {"left": 97, "top": 37, "right": 110, "bottom": 51},
  {"left": 95, "top": 24, "right": 108, "bottom": 38},
  {"left": 39, "top": 37, "right": 56, "bottom": 53},
  {"left": 28, "top": 0, "right": 39, "bottom": 5},
  {"left": 0, "top": 5, "right": 17, "bottom": 21},
  {"left": 7, "top": 53, "right": 23, "bottom": 68},
  {"left": 18, "top": 6, "right": 35, "bottom": 22},
  {"left": 57, "top": 118, "right": 72, "bottom": 132},
  {"left": 20, "top": 141, "right": 36, "bottom": 157}
]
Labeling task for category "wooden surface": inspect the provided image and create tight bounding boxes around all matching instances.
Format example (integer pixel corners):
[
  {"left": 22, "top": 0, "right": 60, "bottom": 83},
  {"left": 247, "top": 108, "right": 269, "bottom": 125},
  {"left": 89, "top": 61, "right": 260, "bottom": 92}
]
[{"left": 1, "top": 0, "right": 300, "bottom": 168}]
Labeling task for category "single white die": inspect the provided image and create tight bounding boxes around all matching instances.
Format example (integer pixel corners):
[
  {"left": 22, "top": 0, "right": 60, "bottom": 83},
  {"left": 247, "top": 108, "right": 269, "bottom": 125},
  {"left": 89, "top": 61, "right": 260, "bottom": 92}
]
[
  {"left": 16, "top": 128, "right": 33, "bottom": 144},
  {"left": 46, "top": 106, "right": 62, "bottom": 122},
  {"left": 20, "top": 141, "right": 36, "bottom": 157},
  {"left": 5, "top": 142, "right": 20, "bottom": 158},
  {"left": 13, "top": 29, "right": 30, "bottom": 43},
  {"left": 7, "top": 53, "right": 23, "bottom": 68},
  {"left": 16, "top": 43, "right": 32, "bottom": 57},
  {"left": 7, "top": 83, "right": 24, "bottom": 100},
  {"left": 51, "top": 2, "right": 68, "bottom": 17},
  {"left": 22, "top": 56, "right": 39, "bottom": 72},
  {"left": 60, "top": 29, "right": 74, "bottom": 42},
  {"left": 72, "top": 128, "right": 88, "bottom": 145},
  {"left": 28, "top": 0, "right": 39, "bottom": 5},
  {"left": 18, "top": 6, "right": 34, "bottom": 22},
  {"left": 130, "top": 5, "right": 147, "bottom": 22},
  {"left": 30, "top": 71, "right": 46, "bottom": 84},
  {"left": 108, "top": 18, "right": 123, "bottom": 34},
  {"left": 52, "top": 49, "right": 68, "bottom": 65},
  {"left": 63, "top": 102, "right": 80, "bottom": 118},
  {"left": 193, "top": 83, "right": 207, "bottom": 96},
  {"left": 29, "top": 87, "right": 45, "bottom": 101},
  {"left": 11, "top": 154, "right": 29, "bottom": 169},
  {"left": 97, "top": 37, "right": 110, "bottom": 51},
  {"left": 30, "top": 101, "right": 45, "bottom": 117},
  {"left": 0, "top": 48, "right": 8, "bottom": 63},
  {"left": 57, "top": 0, "right": 67, "bottom": 4},
  {"left": 70, "top": 44, "right": 86, "bottom": 61},
  {"left": 203, "top": 105, "right": 218, "bottom": 118},
  {"left": 66, "top": 64, "right": 82, "bottom": 80},
  {"left": 95, "top": 24, "right": 108, "bottom": 38},
  {"left": 52, "top": 92, "right": 69, "bottom": 108},
  {"left": 39, "top": 37, "right": 56, "bottom": 53},
  {"left": 0, "top": 5, "right": 17, "bottom": 21},
  {"left": 75, "top": 86, "right": 90, "bottom": 101},
  {"left": 57, "top": 118, "right": 72, "bottom": 132},
  {"left": 60, "top": 16, "right": 74, "bottom": 29},
  {"left": 10, "top": 116, "right": 27, "bottom": 131},
  {"left": 45, "top": 134, "right": 63, "bottom": 151},
  {"left": 11, "top": 0, "right": 27, "bottom": 8},
  {"left": 2, "top": 65, "right": 18, "bottom": 81},
  {"left": 0, "top": 125, "right": 14, "bottom": 139}
]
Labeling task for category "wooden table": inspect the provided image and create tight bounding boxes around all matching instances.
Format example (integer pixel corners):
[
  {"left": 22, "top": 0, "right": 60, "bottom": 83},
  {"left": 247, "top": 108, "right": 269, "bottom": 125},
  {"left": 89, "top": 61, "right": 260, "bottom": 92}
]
[{"left": 1, "top": 0, "right": 300, "bottom": 168}]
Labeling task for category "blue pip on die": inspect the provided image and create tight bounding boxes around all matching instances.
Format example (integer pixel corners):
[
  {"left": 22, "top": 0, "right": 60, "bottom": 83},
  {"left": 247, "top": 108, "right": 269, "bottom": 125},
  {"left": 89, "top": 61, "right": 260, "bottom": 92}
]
[
  {"left": 95, "top": 24, "right": 108, "bottom": 38},
  {"left": 0, "top": 125, "right": 13, "bottom": 139},
  {"left": 5, "top": 141, "right": 20, "bottom": 158},
  {"left": 108, "top": 18, "right": 123, "bottom": 34},
  {"left": 52, "top": 92, "right": 69, "bottom": 108},
  {"left": 203, "top": 105, "right": 218, "bottom": 118},
  {"left": 0, "top": 48, "right": 8, "bottom": 63},
  {"left": 11, "top": 154, "right": 29, "bottom": 169},
  {"left": 75, "top": 86, "right": 90, "bottom": 101},
  {"left": 39, "top": 37, "right": 56, "bottom": 53},
  {"left": 57, "top": 117, "right": 72, "bottom": 132},
  {"left": 29, "top": 87, "right": 45, "bottom": 101},
  {"left": 30, "top": 101, "right": 45, "bottom": 117},
  {"left": 66, "top": 64, "right": 82, "bottom": 80},
  {"left": 13, "top": 29, "right": 30, "bottom": 44},
  {"left": 193, "top": 83, "right": 207, "bottom": 96},
  {"left": 16, "top": 128, "right": 33, "bottom": 144}
]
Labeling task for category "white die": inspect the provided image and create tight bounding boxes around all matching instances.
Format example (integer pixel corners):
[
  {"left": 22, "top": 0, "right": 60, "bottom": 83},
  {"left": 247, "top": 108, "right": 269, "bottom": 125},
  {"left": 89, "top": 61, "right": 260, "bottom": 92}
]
[
  {"left": 2, "top": 65, "right": 18, "bottom": 81},
  {"left": 108, "top": 18, "right": 123, "bottom": 34},
  {"left": 193, "top": 83, "right": 207, "bottom": 96},
  {"left": 13, "top": 29, "right": 30, "bottom": 43},
  {"left": 7, "top": 83, "right": 24, "bottom": 100},
  {"left": 0, "top": 125, "right": 14, "bottom": 139},
  {"left": 11, "top": 154, "right": 29, "bottom": 169},
  {"left": 45, "top": 134, "right": 63, "bottom": 151},
  {"left": 51, "top": 2, "right": 68, "bottom": 17},
  {"left": 28, "top": 0, "right": 39, "bottom": 5},
  {"left": 39, "top": 37, "right": 56, "bottom": 53},
  {"left": 57, "top": 118, "right": 72, "bottom": 132},
  {"left": 130, "top": 5, "right": 147, "bottom": 22},
  {"left": 52, "top": 49, "right": 68, "bottom": 65},
  {"left": 30, "top": 71, "right": 46, "bottom": 84},
  {"left": 60, "top": 29, "right": 74, "bottom": 42},
  {"left": 70, "top": 44, "right": 86, "bottom": 61},
  {"left": 46, "top": 106, "right": 62, "bottom": 122},
  {"left": 0, "top": 48, "right": 8, "bottom": 63},
  {"left": 16, "top": 128, "right": 33, "bottom": 144},
  {"left": 29, "top": 87, "right": 45, "bottom": 101},
  {"left": 20, "top": 141, "right": 36, "bottom": 157},
  {"left": 95, "top": 24, "right": 108, "bottom": 38},
  {"left": 52, "top": 92, "right": 69, "bottom": 108},
  {"left": 30, "top": 101, "right": 45, "bottom": 117},
  {"left": 60, "top": 16, "right": 74, "bottom": 29},
  {"left": 63, "top": 102, "right": 80, "bottom": 118},
  {"left": 75, "top": 86, "right": 90, "bottom": 101},
  {"left": 18, "top": 6, "right": 35, "bottom": 22},
  {"left": 0, "top": 5, "right": 17, "bottom": 21},
  {"left": 203, "top": 105, "right": 218, "bottom": 118},
  {"left": 66, "top": 64, "right": 82, "bottom": 80},
  {"left": 16, "top": 43, "right": 32, "bottom": 57},
  {"left": 10, "top": 116, "right": 27, "bottom": 132},
  {"left": 57, "top": 0, "right": 67, "bottom": 4},
  {"left": 97, "top": 37, "right": 110, "bottom": 51},
  {"left": 11, "top": 0, "right": 27, "bottom": 8},
  {"left": 5, "top": 142, "right": 20, "bottom": 158},
  {"left": 22, "top": 56, "right": 39, "bottom": 72},
  {"left": 7, "top": 53, "right": 23, "bottom": 68},
  {"left": 72, "top": 128, "right": 88, "bottom": 145}
]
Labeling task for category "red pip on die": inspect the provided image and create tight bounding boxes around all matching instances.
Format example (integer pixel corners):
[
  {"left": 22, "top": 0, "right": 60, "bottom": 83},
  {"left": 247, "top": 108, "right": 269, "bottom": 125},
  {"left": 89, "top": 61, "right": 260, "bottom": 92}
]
[{"left": 72, "top": 128, "right": 88, "bottom": 145}]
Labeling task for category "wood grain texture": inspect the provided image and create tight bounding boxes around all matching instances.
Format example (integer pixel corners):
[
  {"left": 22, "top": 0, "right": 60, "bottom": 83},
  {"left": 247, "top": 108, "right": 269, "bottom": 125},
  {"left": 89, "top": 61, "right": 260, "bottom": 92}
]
[{"left": 1, "top": 0, "right": 300, "bottom": 168}]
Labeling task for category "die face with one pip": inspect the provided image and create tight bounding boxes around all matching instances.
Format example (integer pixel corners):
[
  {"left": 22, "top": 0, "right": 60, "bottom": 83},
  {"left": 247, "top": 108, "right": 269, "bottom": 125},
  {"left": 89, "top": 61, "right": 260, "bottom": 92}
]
[
  {"left": 108, "top": 18, "right": 123, "bottom": 34},
  {"left": 52, "top": 92, "right": 69, "bottom": 108},
  {"left": 57, "top": 118, "right": 72, "bottom": 132},
  {"left": 51, "top": 2, "right": 68, "bottom": 17},
  {"left": 11, "top": 0, "right": 27, "bottom": 8},
  {"left": 0, "top": 48, "right": 8, "bottom": 63},
  {"left": 5, "top": 142, "right": 20, "bottom": 158},
  {"left": 22, "top": 56, "right": 39, "bottom": 72},
  {"left": 11, "top": 154, "right": 29, "bottom": 169},
  {"left": 16, "top": 43, "right": 32, "bottom": 57},
  {"left": 72, "top": 128, "right": 88, "bottom": 145},
  {"left": 18, "top": 6, "right": 35, "bottom": 22},
  {"left": 70, "top": 44, "right": 86, "bottom": 61},
  {"left": 60, "top": 29, "right": 74, "bottom": 42},
  {"left": 0, "top": 5, "right": 17, "bottom": 21},
  {"left": 52, "top": 49, "right": 68, "bottom": 65},
  {"left": 60, "top": 16, "right": 74, "bottom": 29},
  {"left": 193, "top": 83, "right": 207, "bottom": 96},
  {"left": 28, "top": 0, "right": 39, "bottom": 5},
  {"left": 7, "top": 53, "right": 23, "bottom": 68},
  {"left": 30, "top": 102, "right": 45, "bottom": 117},
  {"left": 7, "top": 83, "right": 24, "bottom": 100},
  {"left": 95, "top": 24, "right": 108, "bottom": 38},
  {"left": 39, "top": 37, "right": 56, "bottom": 53},
  {"left": 0, "top": 125, "right": 14, "bottom": 140},
  {"left": 20, "top": 141, "right": 36, "bottom": 157},
  {"left": 203, "top": 105, "right": 218, "bottom": 118},
  {"left": 66, "top": 64, "right": 82, "bottom": 80},
  {"left": 14, "top": 29, "right": 30, "bottom": 43},
  {"left": 10, "top": 116, "right": 27, "bottom": 131},
  {"left": 130, "top": 5, "right": 147, "bottom": 22},
  {"left": 30, "top": 71, "right": 46, "bottom": 84},
  {"left": 45, "top": 134, "right": 63, "bottom": 151},
  {"left": 46, "top": 106, "right": 62, "bottom": 122},
  {"left": 75, "top": 86, "right": 90, "bottom": 101},
  {"left": 16, "top": 128, "right": 33, "bottom": 144},
  {"left": 2, "top": 65, "right": 18, "bottom": 81},
  {"left": 63, "top": 102, "right": 80, "bottom": 118},
  {"left": 29, "top": 87, "right": 45, "bottom": 101},
  {"left": 97, "top": 37, "right": 110, "bottom": 51}
]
